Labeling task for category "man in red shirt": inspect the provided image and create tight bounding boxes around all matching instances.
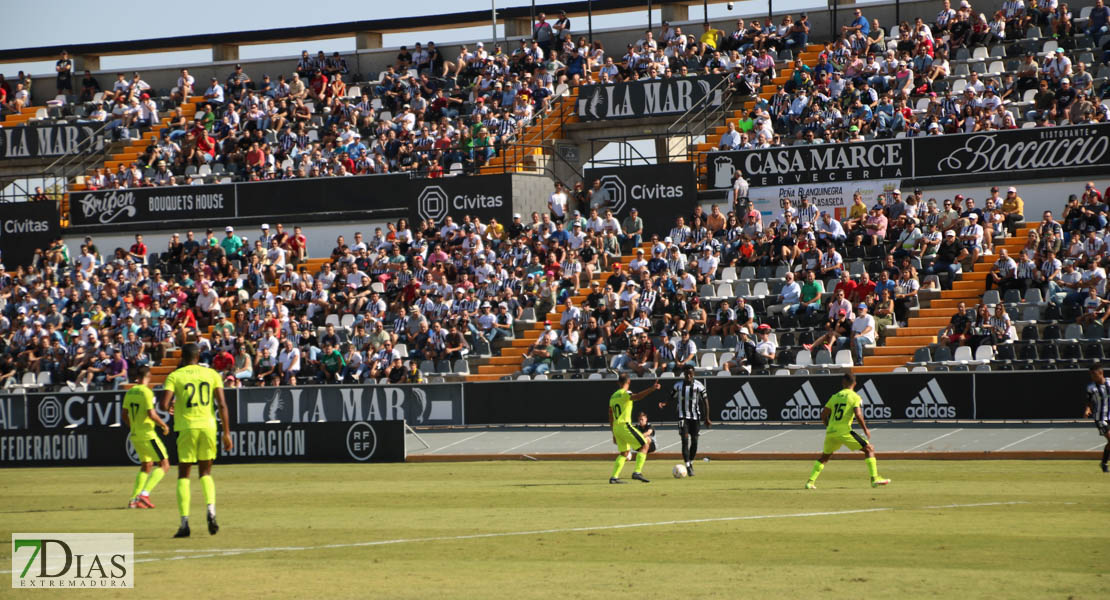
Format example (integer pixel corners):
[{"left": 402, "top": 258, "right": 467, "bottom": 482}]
[
  {"left": 833, "top": 271, "right": 857, "bottom": 301},
  {"left": 285, "top": 226, "right": 308, "bottom": 266},
  {"left": 851, "top": 272, "right": 876, "bottom": 305},
  {"left": 129, "top": 234, "right": 148, "bottom": 264}
]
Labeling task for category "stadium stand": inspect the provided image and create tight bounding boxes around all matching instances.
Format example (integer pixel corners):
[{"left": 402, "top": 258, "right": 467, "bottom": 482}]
[{"left": 3, "top": 0, "right": 1110, "bottom": 391}]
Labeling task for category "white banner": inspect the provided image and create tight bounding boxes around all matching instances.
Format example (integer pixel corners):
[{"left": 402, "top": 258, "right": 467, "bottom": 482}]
[{"left": 749, "top": 179, "right": 902, "bottom": 222}]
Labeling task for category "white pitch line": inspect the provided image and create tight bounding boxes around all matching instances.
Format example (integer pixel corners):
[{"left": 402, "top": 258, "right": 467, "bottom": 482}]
[
  {"left": 424, "top": 431, "right": 487, "bottom": 454},
  {"left": 732, "top": 430, "right": 791, "bottom": 453},
  {"left": 1086, "top": 442, "right": 1108, "bottom": 451},
  {"left": 659, "top": 429, "right": 711, "bottom": 451},
  {"left": 994, "top": 430, "right": 1049, "bottom": 451},
  {"left": 574, "top": 439, "right": 613, "bottom": 453},
  {"left": 0, "top": 501, "right": 1038, "bottom": 573},
  {"left": 903, "top": 428, "right": 963, "bottom": 452},
  {"left": 499, "top": 432, "right": 560, "bottom": 454}
]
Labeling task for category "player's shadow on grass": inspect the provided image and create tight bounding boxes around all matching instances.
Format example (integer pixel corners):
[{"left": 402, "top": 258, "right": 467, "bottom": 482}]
[
  {"left": 512, "top": 482, "right": 599, "bottom": 488},
  {"left": 0, "top": 507, "right": 125, "bottom": 514}
]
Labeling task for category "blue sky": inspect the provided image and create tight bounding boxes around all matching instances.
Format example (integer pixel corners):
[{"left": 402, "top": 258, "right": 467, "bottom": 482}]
[{"left": 2, "top": 0, "right": 815, "bottom": 76}]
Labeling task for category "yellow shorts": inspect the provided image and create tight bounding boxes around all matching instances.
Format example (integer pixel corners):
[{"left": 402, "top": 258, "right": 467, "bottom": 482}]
[
  {"left": 176, "top": 428, "right": 218, "bottom": 463},
  {"left": 613, "top": 422, "right": 647, "bottom": 453},
  {"left": 132, "top": 436, "right": 167, "bottom": 464},
  {"left": 822, "top": 431, "right": 869, "bottom": 455}
]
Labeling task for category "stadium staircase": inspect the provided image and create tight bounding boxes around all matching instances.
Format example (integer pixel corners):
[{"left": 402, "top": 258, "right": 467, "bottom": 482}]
[
  {"left": 853, "top": 223, "right": 1037, "bottom": 373},
  {"left": 479, "top": 89, "right": 578, "bottom": 175},
  {"left": 858, "top": 222, "right": 1038, "bottom": 372}
]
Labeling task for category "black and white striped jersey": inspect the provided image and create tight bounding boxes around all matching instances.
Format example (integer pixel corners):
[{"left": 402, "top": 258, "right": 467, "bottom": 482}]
[
  {"left": 1087, "top": 381, "right": 1110, "bottom": 422},
  {"left": 671, "top": 379, "right": 707, "bottom": 421}
]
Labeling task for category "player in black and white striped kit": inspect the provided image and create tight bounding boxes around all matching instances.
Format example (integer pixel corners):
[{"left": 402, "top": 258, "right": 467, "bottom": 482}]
[
  {"left": 659, "top": 365, "right": 712, "bottom": 476},
  {"left": 1084, "top": 365, "right": 1110, "bottom": 473}
]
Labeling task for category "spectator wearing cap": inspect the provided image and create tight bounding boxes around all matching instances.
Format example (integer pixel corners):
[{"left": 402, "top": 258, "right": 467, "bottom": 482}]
[
  {"left": 1001, "top": 186, "right": 1025, "bottom": 235},
  {"left": 842, "top": 303, "right": 876, "bottom": 365},
  {"left": 221, "top": 226, "right": 244, "bottom": 261}
]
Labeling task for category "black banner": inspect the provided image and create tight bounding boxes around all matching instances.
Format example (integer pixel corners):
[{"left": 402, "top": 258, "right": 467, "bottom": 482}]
[
  {"left": 0, "top": 124, "right": 106, "bottom": 159},
  {"left": 234, "top": 384, "right": 463, "bottom": 426},
  {"left": 0, "top": 201, "right": 61, "bottom": 268},
  {"left": 576, "top": 75, "right": 726, "bottom": 121},
  {"left": 708, "top": 138, "right": 912, "bottom": 189},
  {"left": 0, "top": 421, "right": 405, "bottom": 466},
  {"left": 67, "top": 173, "right": 412, "bottom": 229},
  {"left": 407, "top": 173, "right": 512, "bottom": 226},
  {"left": 69, "top": 184, "right": 235, "bottom": 227},
  {"left": 583, "top": 162, "right": 698, "bottom": 239},
  {"left": 973, "top": 372, "right": 1089, "bottom": 420},
  {"left": 236, "top": 173, "right": 409, "bottom": 217},
  {"left": 913, "top": 123, "right": 1110, "bottom": 186},
  {"left": 706, "top": 122, "right": 1110, "bottom": 189}
]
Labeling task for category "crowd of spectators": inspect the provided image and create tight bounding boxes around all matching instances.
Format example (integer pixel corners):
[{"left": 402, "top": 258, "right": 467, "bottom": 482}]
[{"left": 712, "top": 0, "right": 1110, "bottom": 147}]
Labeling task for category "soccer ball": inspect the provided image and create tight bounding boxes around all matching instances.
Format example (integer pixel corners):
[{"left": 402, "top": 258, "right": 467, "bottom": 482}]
[{"left": 672, "top": 464, "right": 688, "bottom": 478}]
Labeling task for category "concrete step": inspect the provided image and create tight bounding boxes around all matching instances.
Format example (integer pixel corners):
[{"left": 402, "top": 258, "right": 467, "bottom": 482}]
[
  {"left": 908, "top": 317, "right": 951, "bottom": 327},
  {"left": 862, "top": 355, "right": 913, "bottom": 366},
  {"left": 883, "top": 335, "right": 937, "bottom": 346}
]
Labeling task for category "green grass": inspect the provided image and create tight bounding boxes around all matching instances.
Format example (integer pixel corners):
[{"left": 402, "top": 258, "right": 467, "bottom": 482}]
[{"left": 1, "top": 460, "right": 1107, "bottom": 598}]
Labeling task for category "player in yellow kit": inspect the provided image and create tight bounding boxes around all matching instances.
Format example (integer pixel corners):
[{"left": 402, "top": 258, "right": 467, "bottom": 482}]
[
  {"left": 121, "top": 366, "right": 170, "bottom": 509},
  {"left": 806, "top": 372, "right": 891, "bottom": 489},
  {"left": 609, "top": 374, "right": 661, "bottom": 484},
  {"left": 160, "top": 343, "right": 233, "bottom": 538}
]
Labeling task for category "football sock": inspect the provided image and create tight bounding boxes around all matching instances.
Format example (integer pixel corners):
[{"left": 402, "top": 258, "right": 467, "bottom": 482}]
[
  {"left": 143, "top": 468, "right": 166, "bottom": 496},
  {"left": 865, "top": 457, "right": 879, "bottom": 480},
  {"left": 611, "top": 454, "right": 627, "bottom": 479},
  {"left": 200, "top": 475, "right": 216, "bottom": 514},
  {"left": 633, "top": 450, "right": 647, "bottom": 474},
  {"left": 680, "top": 435, "right": 690, "bottom": 464},
  {"left": 131, "top": 471, "right": 147, "bottom": 500},
  {"left": 689, "top": 435, "right": 699, "bottom": 462},
  {"left": 808, "top": 461, "right": 824, "bottom": 482},
  {"left": 176, "top": 478, "right": 190, "bottom": 517},
  {"left": 1102, "top": 445, "right": 1110, "bottom": 465}
]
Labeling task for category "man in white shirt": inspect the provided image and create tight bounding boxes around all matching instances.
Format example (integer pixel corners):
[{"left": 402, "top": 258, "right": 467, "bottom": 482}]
[
  {"left": 842, "top": 303, "right": 875, "bottom": 366},
  {"left": 718, "top": 122, "right": 743, "bottom": 150},
  {"left": 277, "top": 339, "right": 301, "bottom": 384},
  {"left": 204, "top": 78, "right": 225, "bottom": 105},
  {"left": 194, "top": 283, "right": 220, "bottom": 327},
  {"left": 548, "top": 182, "right": 568, "bottom": 222}
]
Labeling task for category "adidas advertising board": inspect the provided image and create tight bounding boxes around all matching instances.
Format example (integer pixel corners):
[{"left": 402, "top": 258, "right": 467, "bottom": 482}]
[
  {"left": 720, "top": 382, "right": 768, "bottom": 421},
  {"left": 582, "top": 163, "right": 697, "bottom": 238},
  {"left": 0, "top": 201, "right": 60, "bottom": 268},
  {"left": 407, "top": 174, "right": 512, "bottom": 227},
  {"left": 705, "top": 374, "right": 976, "bottom": 423},
  {"left": 576, "top": 75, "right": 726, "bottom": 121}
]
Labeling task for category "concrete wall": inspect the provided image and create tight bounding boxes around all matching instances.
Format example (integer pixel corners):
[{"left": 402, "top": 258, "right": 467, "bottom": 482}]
[
  {"left": 21, "top": 0, "right": 949, "bottom": 106},
  {"left": 511, "top": 172, "right": 554, "bottom": 220}
]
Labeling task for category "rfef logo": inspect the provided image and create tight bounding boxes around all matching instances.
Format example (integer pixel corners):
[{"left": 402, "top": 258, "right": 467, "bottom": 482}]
[
  {"left": 11, "top": 533, "right": 133, "bottom": 588},
  {"left": 416, "top": 185, "right": 449, "bottom": 222}
]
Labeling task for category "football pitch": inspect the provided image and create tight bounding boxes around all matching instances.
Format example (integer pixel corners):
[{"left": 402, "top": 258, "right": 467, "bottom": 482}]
[{"left": 1, "top": 460, "right": 1106, "bottom": 598}]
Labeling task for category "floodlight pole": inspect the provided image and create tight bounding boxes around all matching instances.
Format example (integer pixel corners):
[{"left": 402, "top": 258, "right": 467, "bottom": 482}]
[
  {"left": 648, "top": 0, "right": 653, "bottom": 32},
  {"left": 704, "top": 0, "right": 709, "bottom": 25},
  {"left": 588, "top": 0, "right": 594, "bottom": 44},
  {"left": 491, "top": 0, "right": 497, "bottom": 42}
]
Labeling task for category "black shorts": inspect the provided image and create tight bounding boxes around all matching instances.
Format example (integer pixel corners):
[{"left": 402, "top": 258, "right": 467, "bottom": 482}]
[
  {"left": 1096, "top": 420, "right": 1109, "bottom": 436},
  {"left": 678, "top": 418, "right": 701, "bottom": 438}
]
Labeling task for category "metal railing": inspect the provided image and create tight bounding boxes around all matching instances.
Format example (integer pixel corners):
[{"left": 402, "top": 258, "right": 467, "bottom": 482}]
[{"left": 666, "top": 74, "right": 742, "bottom": 162}]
